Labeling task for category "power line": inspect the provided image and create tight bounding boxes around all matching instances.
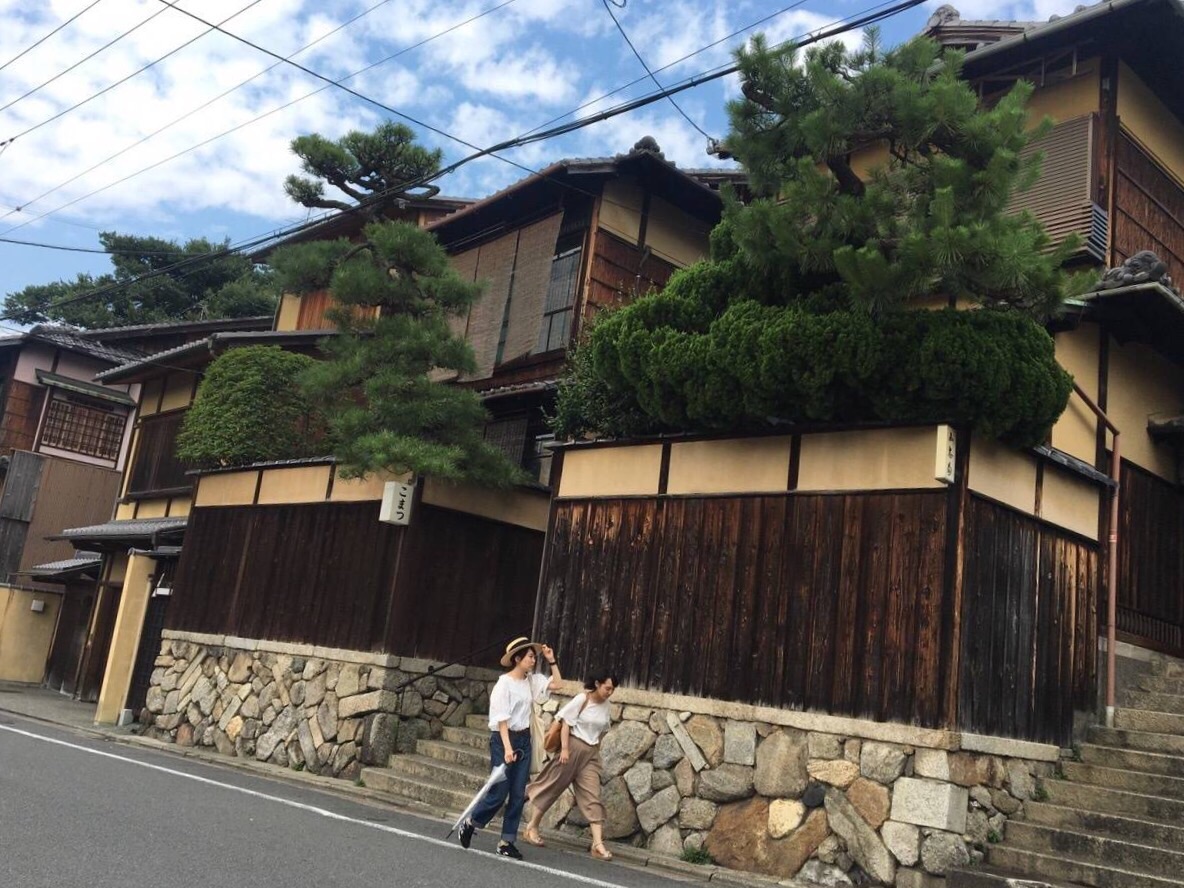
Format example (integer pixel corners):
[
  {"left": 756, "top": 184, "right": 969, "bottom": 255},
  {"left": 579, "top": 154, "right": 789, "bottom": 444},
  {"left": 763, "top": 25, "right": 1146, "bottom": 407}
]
[
  {"left": 599, "top": 0, "right": 714, "bottom": 141},
  {"left": 0, "top": 235, "right": 193, "bottom": 255},
  {"left": 0, "top": 0, "right": 519, "bottom": 225},
  {"left": 1, "top": 0, "right": 925, "bottom": 326},
  {"left": 0, "top": 0, "right": 269, "bottom": 148},
  {"left": 0, "top": 3, "right": 171, "bottom": 121},
  {"left": 0, "top": 0, "right": 106, "bottom": 74}
]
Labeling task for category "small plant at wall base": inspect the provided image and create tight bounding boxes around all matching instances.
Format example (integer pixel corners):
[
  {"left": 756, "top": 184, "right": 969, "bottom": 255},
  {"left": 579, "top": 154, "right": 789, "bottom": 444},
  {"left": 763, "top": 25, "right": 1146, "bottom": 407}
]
[
  {"left": 269, "top": 221, "right": 524, "bottom": 487},
  {"left": 681, "top": 847, "right": 715, "bottom": 866},
  {"left": 553, "top": 33, "right": 1080, "bottom": 445},
  {"left": 177, "top": 346, "right": 325, "bottom": 469}
]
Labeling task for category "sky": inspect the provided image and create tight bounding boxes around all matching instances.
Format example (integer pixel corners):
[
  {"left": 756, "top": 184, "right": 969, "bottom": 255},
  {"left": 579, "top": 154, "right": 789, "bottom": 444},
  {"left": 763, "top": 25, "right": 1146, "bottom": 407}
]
[{"left": 0, "top": 0, "right": 1087, "bottom": 305}]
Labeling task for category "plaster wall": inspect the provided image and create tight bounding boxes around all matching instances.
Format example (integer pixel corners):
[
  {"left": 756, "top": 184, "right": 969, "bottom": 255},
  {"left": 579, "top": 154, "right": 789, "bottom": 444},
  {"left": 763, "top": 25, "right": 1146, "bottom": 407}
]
[
  {"left": 1106, "top": 337, "right": 1183, "bottom": 481},
  {"left": 95, "top": 553, "right": 155, "bottom": 724},
  {"left": 1040, "top": 467, "right": 1101, "bottom": 541},
  {"left": 599, "top": 179, "right": 644, "bottom": 244},
  {"left": 158, "top": 374, "right": 196, "bottom": 413},
  {"left": 0, "top": 586, "right": 62, "bottom": 683},
  {"left": 558, "top": 444, "right": 663, "bottom": 497},
  {"left": 1118, "top": 63, "right": 1184, "bottom": 185},
  {"left": 195, "top": 471, "right": 261, "bottom": 507},
  {"left": 421, "top": 478, "right": 549, "bottom": 532},
  {"left": 139, "top": 379, "right": 163, "bottom": 416},
  {"left": 646, "top": 196, "right": 710, "bottom": 267},
  {"left": 256, "top": 465, "right": 333, "bottom": 504},
  {"left": 1027, "top": 63, "right": 1100, "bottom": 124},
  {"left": 667, "top": 437, "right": 792, "bottom": 495},
  {"left": 1052, "top": 325, "right": 1101, "bottom": 464},
  {"left": 967, "top": 438, "right": 1037, "bottom": 515},
  {"left": 796, "top": 427, "right": 945, "bottom": 491},
  {"left": 275, "top": 293, "right": 301, "bottom": 332}
]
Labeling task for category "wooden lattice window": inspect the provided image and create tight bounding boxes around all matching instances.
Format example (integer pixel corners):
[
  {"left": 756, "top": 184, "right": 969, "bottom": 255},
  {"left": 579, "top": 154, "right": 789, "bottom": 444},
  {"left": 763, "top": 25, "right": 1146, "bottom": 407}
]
[
  {"left": 40, "top": 396, "right": 126, "bottom": 460},
  {"left": 127, "top": 412, "right": 190, "bottom": 495}
]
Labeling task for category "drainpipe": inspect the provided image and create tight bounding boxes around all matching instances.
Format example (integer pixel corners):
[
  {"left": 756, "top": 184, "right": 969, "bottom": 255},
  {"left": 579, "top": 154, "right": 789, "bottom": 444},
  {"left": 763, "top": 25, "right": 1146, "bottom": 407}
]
[{"left": 1071, "top": 380, "right": 1122, "bottom": 726}]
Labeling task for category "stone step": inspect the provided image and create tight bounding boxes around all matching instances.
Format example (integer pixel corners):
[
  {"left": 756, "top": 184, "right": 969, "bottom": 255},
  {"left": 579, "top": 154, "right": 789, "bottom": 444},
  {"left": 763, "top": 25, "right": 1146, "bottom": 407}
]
[
  {"left": 948, "top": 864, "right": 1081, "bottom": 888},
  {"left": 1151, "top": 660, "right": 1184, "bottom": 680},
  {"left": 416, "top": 739, "right": 490, "bottom": 770},
  {"left": 1125, "top": 691, "right": 1184, "bottom": 716},
  {"left": 1006, "top": 821, "right": 1184, "bottom": 878},
  {"left": 1140, "top": 676, "right": 1184, "bottom": 696},
  {"left": 987, "top": 845, "right": 1182, "bottom": 888},
  {"left": 1079, "top": 744, "right": 1184, "bottom": 778},
  {"left": 1089, "top": 726, "right": 1184, "bottom": 757},
  {"left": 1023, "top": 802, "right": 1184, "bottom": 851},
  {"left": 1043, "top": 778, "right": 1184, "bottom": 824},
  {"left": 1062, "top": 760, "right": 1184, "bottom": 801},
  {"left": 441, "top": 726, "right": 490, "bottom": 751},
  {"left": 360, "top": 767, "right": 478, "bottom": 814},
  {"left": 1061, "top": 761, "right": 1184, "bottom": 801},
  {"left": 387, "top": 754, "right": 490, "bottom": 793},
  {"left": 1114, "top": 708, "right": 1184, "bottom": 737},
  {"left": 465, "top": 714, "right": 489, "bottom": 731}
]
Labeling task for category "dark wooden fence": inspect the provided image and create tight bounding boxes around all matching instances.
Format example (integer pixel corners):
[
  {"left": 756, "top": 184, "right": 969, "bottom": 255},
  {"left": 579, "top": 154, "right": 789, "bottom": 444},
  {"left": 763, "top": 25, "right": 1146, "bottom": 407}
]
[
  {"left": 169, "top": 500, "right": 543, "bottom": 664},
  {"left": 1117, "top": 461, "right": 1184, "bottom": 655},
  {"left": 538, "top": 492, "right": 952, "bottom": 727},
  {"left": 958, "top": 496, "right": 1098, "bottom": 745}
]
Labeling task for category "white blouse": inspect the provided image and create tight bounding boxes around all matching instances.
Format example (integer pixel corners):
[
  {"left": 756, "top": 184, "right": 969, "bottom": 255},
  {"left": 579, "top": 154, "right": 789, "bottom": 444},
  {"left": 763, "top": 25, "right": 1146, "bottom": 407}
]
[
  {"left": 487, "top": 673, "right": 551, "bottom": 731},
  {"left": 556, "top": 692, "right": 612, "bottom": 746}
]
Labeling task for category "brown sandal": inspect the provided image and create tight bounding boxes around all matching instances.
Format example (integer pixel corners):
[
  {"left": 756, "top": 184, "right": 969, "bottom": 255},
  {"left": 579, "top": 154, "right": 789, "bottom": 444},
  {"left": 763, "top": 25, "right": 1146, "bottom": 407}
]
[
  {"left": 591, "top": 842, "right": 613, "bottom": 861},
  {"left": 523, "top": 828, "right": 545, "bottom": 847}
]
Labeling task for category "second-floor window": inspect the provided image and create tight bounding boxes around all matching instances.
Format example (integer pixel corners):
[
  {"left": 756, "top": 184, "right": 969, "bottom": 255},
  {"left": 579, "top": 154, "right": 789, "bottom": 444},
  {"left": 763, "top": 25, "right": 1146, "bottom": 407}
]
[
  {"left": 535, "top": 229, "right": 585, "bottom": 354},
  {"left": 127, "top": 412, "right": 190, "bottom": 496},
  {"left": 40, "top": 395, "right": 126, "bottom": 461}
]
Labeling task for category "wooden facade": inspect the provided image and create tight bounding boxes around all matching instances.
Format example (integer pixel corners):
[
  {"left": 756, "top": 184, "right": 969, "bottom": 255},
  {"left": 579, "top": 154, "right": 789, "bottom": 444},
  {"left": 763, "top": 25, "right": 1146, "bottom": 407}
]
[
  {"left": 537, "top": 430, "right": 1105, "bottom": 745},
  {"left": 1112, "top": 132, "right": 1184, "bottom": 285},
  {"left": 168, "top": 499, "right": 542, "bottom": 664}
]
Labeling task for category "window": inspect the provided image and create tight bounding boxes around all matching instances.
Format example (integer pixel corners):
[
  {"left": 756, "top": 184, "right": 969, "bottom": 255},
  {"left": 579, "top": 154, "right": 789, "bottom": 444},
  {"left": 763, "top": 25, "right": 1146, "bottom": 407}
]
[
  {"left": 40, "top": 396, "right": 126, "bottom": 461},
  {"left": 535, "top": 232, "right": 584, "bottom": 354},
  {"left": 127, "top": 412, "right": 191, "bottom": 496},
  {"left": 484, "top": 416, "right": 529, "bottom": 467}
]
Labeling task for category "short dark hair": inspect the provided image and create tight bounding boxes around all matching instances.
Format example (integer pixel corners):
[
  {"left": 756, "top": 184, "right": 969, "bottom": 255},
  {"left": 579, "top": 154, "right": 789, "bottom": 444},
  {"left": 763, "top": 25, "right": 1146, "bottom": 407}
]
[{"left": 584, "top": 669, "right": 618, "bottom": 690}]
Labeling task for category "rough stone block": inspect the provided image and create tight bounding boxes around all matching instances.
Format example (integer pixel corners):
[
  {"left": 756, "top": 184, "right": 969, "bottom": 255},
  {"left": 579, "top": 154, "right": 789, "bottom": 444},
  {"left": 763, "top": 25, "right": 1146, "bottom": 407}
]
[
  {"left": 697, "top": 763, "right": 755, "bottom": 802},
  {"left": 685, "top": 714, "right": 724, "bottom": 767},
  {"left": 890, "top": 777, "right": 968, "bottom": 833},
  {"left": 666, "top": 712, "right": 707, "bottom": 771},
  {"left": 625, "top": 762, "right": 655, "bottom": 803},
  {"left": 723, "top": 720, "right": 757, "bottom": 766},
  {"left": 680, "top": 797, "right": 719, "bottom": 830},
  {"left": 337, "top": 689, "right": 396, "bottom": 719},
  {"left": 825, "top": 787, "right": 896, "bottom": 884},
  {"left": 637, "top": 785, "right": 680, "bottom": 833},
  {"left": 754, "top": 729, "right": 809, "bottom": 797},
  {"left": 881, "top": 820, "right": 920, "bottom": 866},
  {"left": 861, "top": 741, "right": 907, "bottom": 784},
  {"left": 847, "top": 777, "right": 890, "bottom": 829},
  {"left": 601, "top": 721, "right": 656, "bottom": 777},
  {"left": 653, "top": 734, "right": 684, "bottom": 769},
  {"left": 920, "top": 831, "right": 970, "bottom": 875},
  {"left": 808, "top": 732, "right": 844, "bottom": 760},
  {"left": 913, "top": 749, "right": 950, "bottom": 781},
  {"left": 767, "top": 799, "right": 805, "bottom": 838},
  {"left": 808, "top": 759, "right": 861, "bottom": 788}
]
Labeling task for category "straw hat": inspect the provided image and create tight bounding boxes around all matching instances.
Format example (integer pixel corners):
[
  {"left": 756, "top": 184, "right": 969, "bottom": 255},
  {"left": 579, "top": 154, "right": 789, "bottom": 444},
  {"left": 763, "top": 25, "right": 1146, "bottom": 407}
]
[{"left": 500, "top": 636, "right": 543, "bottom": 668}]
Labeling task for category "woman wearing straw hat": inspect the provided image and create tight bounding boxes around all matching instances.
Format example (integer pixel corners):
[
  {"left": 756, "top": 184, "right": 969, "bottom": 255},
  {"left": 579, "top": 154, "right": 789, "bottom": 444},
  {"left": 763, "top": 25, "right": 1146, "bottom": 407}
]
[
  {"left": 458, "top": 636, "right": 561, "bottom": 859},
  {"left": 522, "top": 668, "right": 617, "bottom": 860}
]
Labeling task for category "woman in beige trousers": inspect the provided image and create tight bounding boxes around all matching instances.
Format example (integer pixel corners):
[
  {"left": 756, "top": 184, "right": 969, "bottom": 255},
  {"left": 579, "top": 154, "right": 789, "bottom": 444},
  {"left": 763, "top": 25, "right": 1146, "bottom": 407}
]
[{"left": 523, "top": 669, "right": 617, "bottom": 860}]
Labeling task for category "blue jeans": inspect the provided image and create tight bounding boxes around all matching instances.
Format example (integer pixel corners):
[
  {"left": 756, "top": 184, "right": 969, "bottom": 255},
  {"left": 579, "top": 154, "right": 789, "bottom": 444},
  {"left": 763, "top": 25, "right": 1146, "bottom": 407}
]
[{"left": 471, "top": 731, "right": 531, "bottom": 840}]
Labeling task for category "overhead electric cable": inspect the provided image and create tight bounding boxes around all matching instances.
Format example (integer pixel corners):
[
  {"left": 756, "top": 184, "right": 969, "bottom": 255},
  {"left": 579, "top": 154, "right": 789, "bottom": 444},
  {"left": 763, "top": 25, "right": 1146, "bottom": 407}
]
[
  {"left": 0, "top": 0, "right": 270, "bottom": 147},
  {"left": 0, "top": 0, "right": 106, "bottom": 74},
  {"left": 599, "top": 0, "right": 714, "bottom": 140},
  {"left": 0, "top": 3, "right": 171, "bottom": 120},
  {"left": 0, "top": 235, "right": 192, "bottom": 255},
  {"left": 0, "top": 0, "right": 925, "bottom": 318},
  {"left": 0, "top": 0, "right": 519, "bottom": 224}
]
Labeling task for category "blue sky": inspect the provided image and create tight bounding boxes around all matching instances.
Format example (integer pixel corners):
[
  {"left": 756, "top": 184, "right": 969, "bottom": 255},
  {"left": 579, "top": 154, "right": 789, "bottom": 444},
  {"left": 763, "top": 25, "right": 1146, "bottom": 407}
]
[{"left": 0, "top": 0, "right": 1084, "bottom": 306}]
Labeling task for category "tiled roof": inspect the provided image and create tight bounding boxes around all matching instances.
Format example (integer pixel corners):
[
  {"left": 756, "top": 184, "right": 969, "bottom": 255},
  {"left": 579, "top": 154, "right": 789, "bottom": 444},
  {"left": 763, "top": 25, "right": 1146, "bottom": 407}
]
[
  {"left": 26, "top": 326, "right": 147, "bottom": 364},
  {"left": 21, "top": 553, "right": 102, "bottom": 576},
  {"left": 53, "top": 517, "right": 188, "bottom": 542}
]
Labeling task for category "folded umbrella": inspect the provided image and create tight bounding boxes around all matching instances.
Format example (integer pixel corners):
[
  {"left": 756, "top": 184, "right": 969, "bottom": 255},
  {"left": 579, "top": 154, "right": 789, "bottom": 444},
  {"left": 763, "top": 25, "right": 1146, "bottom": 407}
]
[{"left": 446, "top": 763, "right": 508, "bottom": 838}]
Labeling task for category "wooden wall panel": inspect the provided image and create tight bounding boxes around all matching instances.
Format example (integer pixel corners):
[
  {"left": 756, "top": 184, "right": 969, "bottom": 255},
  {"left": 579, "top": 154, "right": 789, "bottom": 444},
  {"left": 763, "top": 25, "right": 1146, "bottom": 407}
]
[
  {"left": 537, "top": 492, "right": 950, "bottom": 726},
  {"left": 1117, "top": 460, "right": 1184, "bottom": 654},
  {"left": 1112, "top": 133, "right": 1184, "bottom": 285},
  {"left": 0, "top": 380, "right": 45, "bottom": 456},
  {"left": 958, "top": 496, "right": 1098, "bottom": 745},
  {"left": 168, "top": 500, "right": 542, "bottom": 664}
]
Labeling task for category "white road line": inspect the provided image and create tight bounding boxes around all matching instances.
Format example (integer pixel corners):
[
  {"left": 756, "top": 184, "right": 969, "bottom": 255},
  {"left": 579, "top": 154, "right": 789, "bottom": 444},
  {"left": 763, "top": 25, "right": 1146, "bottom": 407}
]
[{"left": 0, "top": 723, "right": 649, "bottom": 888}]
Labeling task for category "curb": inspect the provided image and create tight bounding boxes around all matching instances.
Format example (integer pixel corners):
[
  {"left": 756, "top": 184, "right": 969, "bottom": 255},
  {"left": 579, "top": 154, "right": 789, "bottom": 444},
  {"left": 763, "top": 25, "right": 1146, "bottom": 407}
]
[{"left": 1, "top": 705, "right": 786, "bottom": 887}]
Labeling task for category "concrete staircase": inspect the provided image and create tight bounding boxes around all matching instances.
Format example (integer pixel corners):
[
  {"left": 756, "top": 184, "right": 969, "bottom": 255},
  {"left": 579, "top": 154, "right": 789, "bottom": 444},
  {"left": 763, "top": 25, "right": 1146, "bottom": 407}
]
[
  {"left": 963, "top": 657, "right": 1184, "bottom": 888},
  {"left": 361, "top": 715, "right": 494, "bottom": 817}
]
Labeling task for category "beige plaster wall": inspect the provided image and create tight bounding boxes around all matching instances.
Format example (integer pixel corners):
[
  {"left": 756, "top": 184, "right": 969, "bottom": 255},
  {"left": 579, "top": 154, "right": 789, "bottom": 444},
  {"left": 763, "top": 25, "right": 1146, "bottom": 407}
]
[
  {"left": 256, "top": 465, "right": 333, "bottom": 505},
  {"left": 667, "top": 437, "right": 792, "bottom": 495},
  {"left": 1052, "top": 324, "right": 1101, "bottom": 464},
  {"left": 134, "top": 499, "right": 171, "bottom": 519},
  {"left": 1041, "top": 467, "right": 1102, "bottom": 541},
  {"left": 329, "top": 472, "right": 390, "bottom": 502},
  {"left": 558, "top": 444, "right": 663, "bottom": 498},
  {"left": 138, "top": 379, "right": 163, "bottom": 416},
  {"left": 158, "top": 375, "right": 195, "bottom": 413},
  {"left": 421, "top": 478, "right": 549, "bottom": 532},
  {"left": 1027, "top": 63, "right": 1100, "bottom": 125},
  {"left": 599, "top": 179, "right": 643, "bottom": 244},
  {"left": 275, "top": 293, "right": 301, "bottom": 332},
  {"left": 1106, "top": 337, "right": 1183, "bottom": 481},
  {"left": 968, "top": 438, "right": 1037, "bottom": 514},
  {"left": 796, "top": 427, "right": 946, "bottom": 491},
  {"left": 1118, "top": 62, "right": 1184, "bottom": 184},
  {"left": 646, "top": 196, "right": 710, "bottom": 267},
  {"left": 115, "top": 502, "right": 136, "bottom": 520},
  {"left": 195, "top": 471, "right": 260, "bottom": 507},
  {"left": 95, "top": 553, "right": 155, "bottom": 724},
  {"left": 169, "top": 498, "right": 192, "bottom": 518},
  {"left": 0, "top": 586, "right": 62, "bottom": 683}
]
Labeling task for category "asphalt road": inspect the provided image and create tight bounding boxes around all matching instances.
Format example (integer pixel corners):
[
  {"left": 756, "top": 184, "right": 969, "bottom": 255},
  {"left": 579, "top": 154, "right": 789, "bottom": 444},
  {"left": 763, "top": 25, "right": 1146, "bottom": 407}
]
[{"left": 0, "top": 713, "right": 697, "bottom": 888}]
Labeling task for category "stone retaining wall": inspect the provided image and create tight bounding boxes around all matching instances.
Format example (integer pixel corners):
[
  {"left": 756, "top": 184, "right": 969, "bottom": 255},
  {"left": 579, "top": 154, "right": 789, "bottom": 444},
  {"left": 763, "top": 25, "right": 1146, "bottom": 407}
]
[
  {"left": 144, "top": 631, "right": 497, "bottom": 779},
  {"left": 534, "top": 690, "right": 1059, "bottom": 888}
]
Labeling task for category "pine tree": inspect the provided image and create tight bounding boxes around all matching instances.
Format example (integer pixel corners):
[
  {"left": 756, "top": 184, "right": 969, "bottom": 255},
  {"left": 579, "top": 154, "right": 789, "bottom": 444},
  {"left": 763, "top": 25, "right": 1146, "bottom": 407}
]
[{"left": 269, "top": 222, "right": 523, "bottom": 486}]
